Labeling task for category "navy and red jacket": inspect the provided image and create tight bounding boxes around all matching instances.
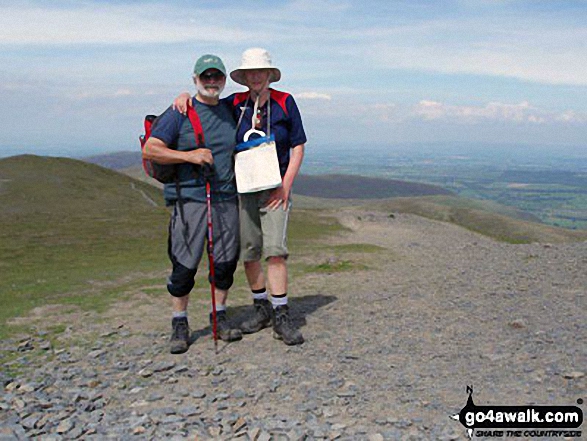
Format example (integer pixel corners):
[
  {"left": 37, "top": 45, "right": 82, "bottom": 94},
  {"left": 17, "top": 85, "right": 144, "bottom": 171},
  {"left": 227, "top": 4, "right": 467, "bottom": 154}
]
[{"left": 230, "top": 89, "right": 307, "bottom": 177}]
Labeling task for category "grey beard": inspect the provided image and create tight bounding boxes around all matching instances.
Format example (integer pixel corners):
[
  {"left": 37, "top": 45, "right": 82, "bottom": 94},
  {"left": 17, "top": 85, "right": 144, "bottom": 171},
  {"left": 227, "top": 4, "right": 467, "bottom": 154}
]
[{"left": 197, "top": 83, "right": 224, "bottom": 98}]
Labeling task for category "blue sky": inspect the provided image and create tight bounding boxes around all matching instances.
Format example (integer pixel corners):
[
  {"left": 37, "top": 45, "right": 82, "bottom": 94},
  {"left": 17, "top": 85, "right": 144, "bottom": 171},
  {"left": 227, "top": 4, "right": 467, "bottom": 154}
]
[{"left": 1, "top": 0, "right": 587, "bottom": 157}]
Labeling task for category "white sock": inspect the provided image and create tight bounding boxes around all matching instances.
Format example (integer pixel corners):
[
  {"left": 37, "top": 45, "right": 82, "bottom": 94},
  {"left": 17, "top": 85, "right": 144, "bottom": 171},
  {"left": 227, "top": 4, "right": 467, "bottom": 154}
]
[
  {"left": 212, "top": 304, "right": 226, "bottom": 313},
  {"left": 252, "top": 289, "right": 268, "bottom": 301},
  {"left": 173, "top": 311, "right": 187, "bottom": 319},
  {"left": 271, "top": 295, "right": 288, "bottom": 308}
]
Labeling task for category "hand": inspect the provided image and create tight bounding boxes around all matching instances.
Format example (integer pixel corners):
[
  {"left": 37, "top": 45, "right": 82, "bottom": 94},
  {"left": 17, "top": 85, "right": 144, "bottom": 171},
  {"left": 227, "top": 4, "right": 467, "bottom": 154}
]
[
  {"left": 265, "top": 185, "right": 289, "bottom": 211},
  {"left": 172, "top": 92, "right": 191, "bottom": 115},
  {"left": 184, "top": 149, "right": 213, "bottom": 166}
]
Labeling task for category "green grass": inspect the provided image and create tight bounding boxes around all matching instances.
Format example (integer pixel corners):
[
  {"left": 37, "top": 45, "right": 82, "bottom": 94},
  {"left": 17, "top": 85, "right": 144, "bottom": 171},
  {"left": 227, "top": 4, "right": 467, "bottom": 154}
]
[
  {"left": 374, "top": 196, "right": 587, "bottom": 244},
  {"left": 0, "top": 156, "right": 346, "bottom": 342},
  {"left": 305, "top": 259, "right": 368, "bottom": 273},
  {"left": 0, "top": 155, "right": 171, "bottom": 339},
  {"left": 331, "top": 243, "right": 386, "bottom": 253},
  {"left": 289, "top": 209, "right": 347, "bottom": 241}
]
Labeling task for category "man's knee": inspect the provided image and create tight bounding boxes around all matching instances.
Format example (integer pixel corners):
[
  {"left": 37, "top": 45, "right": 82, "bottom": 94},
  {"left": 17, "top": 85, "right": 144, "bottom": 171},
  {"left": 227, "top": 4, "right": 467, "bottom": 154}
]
[
  {"left": 211, "top": 258, "right": 238, "bottom": 291},
  {"left": 167, "top": 262, "right": 197, "bottom": 297}
]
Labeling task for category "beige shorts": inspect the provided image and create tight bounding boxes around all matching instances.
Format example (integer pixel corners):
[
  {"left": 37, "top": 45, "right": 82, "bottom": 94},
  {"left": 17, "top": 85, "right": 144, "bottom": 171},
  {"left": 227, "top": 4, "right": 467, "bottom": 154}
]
[{"left": 239, "top": 190, "right": 291, "bottom": 261}]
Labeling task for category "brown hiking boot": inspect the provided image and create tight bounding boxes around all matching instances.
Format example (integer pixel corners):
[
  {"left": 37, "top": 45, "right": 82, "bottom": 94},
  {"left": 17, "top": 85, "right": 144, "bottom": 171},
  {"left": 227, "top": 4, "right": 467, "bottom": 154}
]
[
  {"left": 170, "top": 317, "right": 191, "bottom": 354},
  {"left": 210, "top": 311, "right": 242, "bottom": 342},
  {"left": 273, "top": 305, "right": 304, "bottom": 345},
  {"left": 240, "top": 299, "right": 273, "bottom": 334}
]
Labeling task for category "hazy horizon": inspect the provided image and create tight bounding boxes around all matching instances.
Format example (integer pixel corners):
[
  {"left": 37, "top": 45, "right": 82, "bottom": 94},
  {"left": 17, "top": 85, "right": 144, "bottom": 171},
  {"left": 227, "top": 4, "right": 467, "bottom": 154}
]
[{"left": 1, "top": 141, "right": 586, "bottom": 163}]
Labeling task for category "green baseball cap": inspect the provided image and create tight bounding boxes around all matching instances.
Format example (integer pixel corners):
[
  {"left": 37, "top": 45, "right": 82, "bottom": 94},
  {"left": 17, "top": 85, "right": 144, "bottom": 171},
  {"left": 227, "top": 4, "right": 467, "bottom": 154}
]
[{"left": 193, "top": 54, "right": 226, "bottom": 76}]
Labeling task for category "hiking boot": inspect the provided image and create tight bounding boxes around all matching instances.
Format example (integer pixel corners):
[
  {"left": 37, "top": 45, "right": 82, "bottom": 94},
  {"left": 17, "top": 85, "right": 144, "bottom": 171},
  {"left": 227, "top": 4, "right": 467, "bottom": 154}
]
[
  {"left": 210, "top": 311, "right": 242, "bottom": 342},
  {"left": 240, "top": 299, "right": 273, "bottom": 334},
  {"left": 272, "top": 305, "right": 304, "bottom": 345},
  {"left": 170, "top": 317, "right": 191, "bottom": 354}
]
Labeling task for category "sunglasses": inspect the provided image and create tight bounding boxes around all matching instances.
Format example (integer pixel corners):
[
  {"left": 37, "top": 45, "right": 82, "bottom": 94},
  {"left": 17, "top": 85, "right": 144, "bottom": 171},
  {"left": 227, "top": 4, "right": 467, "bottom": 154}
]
[{"left": 200, "top": 71, "right": 225, "bottom": 81}]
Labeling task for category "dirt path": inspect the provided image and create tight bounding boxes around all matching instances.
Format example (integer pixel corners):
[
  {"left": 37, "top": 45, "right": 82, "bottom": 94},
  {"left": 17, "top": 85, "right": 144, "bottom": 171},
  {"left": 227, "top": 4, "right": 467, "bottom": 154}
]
[{"left": 1, "top": 210, "right": 585, "bottom": 440}]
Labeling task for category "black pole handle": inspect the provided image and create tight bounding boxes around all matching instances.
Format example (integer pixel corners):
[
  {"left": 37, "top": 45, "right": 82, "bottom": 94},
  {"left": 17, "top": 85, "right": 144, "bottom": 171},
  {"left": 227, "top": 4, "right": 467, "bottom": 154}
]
[{"left": 202, "top": 164, "right": 215, "bottom": 181}]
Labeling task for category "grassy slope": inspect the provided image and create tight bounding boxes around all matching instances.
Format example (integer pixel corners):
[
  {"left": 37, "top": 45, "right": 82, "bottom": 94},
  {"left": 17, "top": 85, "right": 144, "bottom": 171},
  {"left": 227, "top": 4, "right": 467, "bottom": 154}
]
[
  {"left": 122, "top": 164, "right": 163, "bottom": 188},
  {"left": 294, "top": 194, "right": 587, "bottom": 244},
  {"left": 0, "top": 155, "right": 172, "bottom": 338},
  {"left": 375, "top": 196, "right": 587, "bottom": 243},
  {"left": 0, "top": 156, "right": 344, "bottom": 340}
]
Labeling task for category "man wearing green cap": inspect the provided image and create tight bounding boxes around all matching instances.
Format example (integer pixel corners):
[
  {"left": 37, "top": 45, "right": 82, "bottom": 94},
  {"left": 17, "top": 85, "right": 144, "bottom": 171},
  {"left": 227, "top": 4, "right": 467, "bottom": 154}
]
[{"left": 143, "top": 54, "right": 242, "bottom": 354}]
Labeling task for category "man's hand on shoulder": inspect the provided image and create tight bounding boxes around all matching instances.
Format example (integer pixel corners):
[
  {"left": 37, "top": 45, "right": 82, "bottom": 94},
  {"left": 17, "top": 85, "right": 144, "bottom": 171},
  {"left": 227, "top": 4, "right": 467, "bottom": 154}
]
[{"left": 173, "top": 92, "right": 192, "bottom": 115}]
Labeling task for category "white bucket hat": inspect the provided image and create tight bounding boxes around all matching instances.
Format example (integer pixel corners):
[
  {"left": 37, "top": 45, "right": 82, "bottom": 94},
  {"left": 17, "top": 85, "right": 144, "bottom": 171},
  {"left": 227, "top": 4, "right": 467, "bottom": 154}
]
[{"left": 230, "top": 48, "right": 281, "bottom": 86}]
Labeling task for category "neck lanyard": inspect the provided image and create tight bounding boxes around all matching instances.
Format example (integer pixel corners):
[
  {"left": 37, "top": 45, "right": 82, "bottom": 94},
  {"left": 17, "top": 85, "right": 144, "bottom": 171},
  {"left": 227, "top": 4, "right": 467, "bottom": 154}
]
[{"left": 238, "top": 90, "right": 271, "bottom": 140}]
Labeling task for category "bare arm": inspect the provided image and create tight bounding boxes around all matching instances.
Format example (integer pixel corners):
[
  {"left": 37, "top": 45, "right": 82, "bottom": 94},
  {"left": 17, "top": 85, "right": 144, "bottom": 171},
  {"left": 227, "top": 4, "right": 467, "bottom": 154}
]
[
  {"left": 282, "top": 144, "right": 304, "bottom": 192},
  {"left": 266, "top": 144, "right": 305, "bottom": 210},
  {"left": 143, "top": 137, "right": 213, "bottom": 166},
  {"left": 172, "top": 92, "right": 192, "bottom": 115}
]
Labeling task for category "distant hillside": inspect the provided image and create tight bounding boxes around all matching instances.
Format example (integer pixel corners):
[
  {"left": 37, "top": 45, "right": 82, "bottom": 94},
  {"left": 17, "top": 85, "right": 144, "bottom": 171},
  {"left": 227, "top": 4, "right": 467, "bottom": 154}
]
[
  {"left": 294, "top": 174, "right": 453, "bottom": 199},
  {"left": 80, "top": 153, "right": 586, "bottom": 243},
  {"left": 121, "top": 164, "right": 163, "bottom": 188},
  {"left": 119, "top": 169, "right": 456, "bottom": 199},
  {"left": 376, "top": 196, "right": 587, "bottom": 243},
  {"left": 106, "top": 165, "right": 455, "bottom": 198},
  {"left": 0, "top": 155, "right": 170, "bottom": 330},
  {"left": 85, "top": 151, "right": 142, "bottom": 170},
  {"left": 84, "top": 151, "right": 454, "bottom": 198},
  {"left": 0, "top": 155, "right": 165, "bottom": 215},
  {"left": 294, "top": 194, "right": 587, "bottom": 244}
]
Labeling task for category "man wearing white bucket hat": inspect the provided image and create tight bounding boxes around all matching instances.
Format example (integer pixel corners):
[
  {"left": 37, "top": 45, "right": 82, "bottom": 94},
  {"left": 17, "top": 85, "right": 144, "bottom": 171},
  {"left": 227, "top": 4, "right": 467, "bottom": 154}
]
[{"left": 173, "top": 48, "right": 307, "bottom": 345}]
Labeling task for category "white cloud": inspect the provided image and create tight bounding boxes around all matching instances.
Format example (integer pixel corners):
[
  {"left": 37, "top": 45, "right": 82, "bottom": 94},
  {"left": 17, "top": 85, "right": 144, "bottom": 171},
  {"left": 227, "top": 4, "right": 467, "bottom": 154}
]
[
  {"left": 555, "top": 110, "right": 587, "bottom": 124},
  {"left": 0, "top": 5, "right": 256, "bottom": 45},
  {"left": 411, "top": 100, "right": 587, "bottom": 125},
  {"left": 285, "top": 0, "right": 351, "bottom": 14},
  {"left": 412, "top": 100, "right": 539, "bottom": 123},
  {"left": 3, "top": 3, "right": 586, "bottom": 88},
  {"left": 297, "top": 92, "right": 332, "bottom": 100},
  {"left": 363, "top": 18, "right": 587, "bottom": 86},
  {"left": 412, "top": 100, "right": 445, "bottom": 121}
]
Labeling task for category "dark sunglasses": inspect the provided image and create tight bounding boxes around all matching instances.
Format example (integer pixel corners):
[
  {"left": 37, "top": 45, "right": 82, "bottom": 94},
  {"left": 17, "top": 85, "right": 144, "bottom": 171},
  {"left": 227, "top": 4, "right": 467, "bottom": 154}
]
[{"left": 200, "top": 71, "right": 225, "bottom": 81}]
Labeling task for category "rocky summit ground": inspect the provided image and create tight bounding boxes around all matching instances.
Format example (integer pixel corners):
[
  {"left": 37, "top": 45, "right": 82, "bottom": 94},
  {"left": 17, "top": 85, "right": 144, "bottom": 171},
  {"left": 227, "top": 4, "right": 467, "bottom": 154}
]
[{"left": 1, "top": 210, "right": 586, "bottom": 440}]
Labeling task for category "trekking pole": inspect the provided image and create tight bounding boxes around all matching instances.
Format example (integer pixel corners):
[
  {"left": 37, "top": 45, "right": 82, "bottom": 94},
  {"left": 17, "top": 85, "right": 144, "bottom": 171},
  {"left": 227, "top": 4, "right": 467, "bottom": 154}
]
[{"left": 203, "top": 164, "right": 218, "bottom": 353}]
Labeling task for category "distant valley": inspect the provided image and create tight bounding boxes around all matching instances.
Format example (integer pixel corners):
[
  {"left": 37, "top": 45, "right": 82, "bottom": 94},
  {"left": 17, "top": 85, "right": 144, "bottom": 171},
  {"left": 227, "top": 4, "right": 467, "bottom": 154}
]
[{"left": 83, "top": 146, "right": 587, "bottom": 230}]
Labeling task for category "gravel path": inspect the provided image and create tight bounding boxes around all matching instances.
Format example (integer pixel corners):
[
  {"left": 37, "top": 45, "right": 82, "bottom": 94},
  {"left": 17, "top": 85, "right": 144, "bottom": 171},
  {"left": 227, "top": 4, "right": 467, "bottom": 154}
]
[{"left": 1, "top": 211, "right": 585, "bottom": 440}]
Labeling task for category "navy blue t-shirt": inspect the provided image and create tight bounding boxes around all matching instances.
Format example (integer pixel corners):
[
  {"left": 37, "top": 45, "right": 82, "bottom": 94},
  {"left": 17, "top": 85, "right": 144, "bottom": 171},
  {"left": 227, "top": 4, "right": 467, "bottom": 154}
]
[
  {"left": 150, "top": 98, "right": 237, "bottom": 205},
  {"left": 230, "top": 89, "right": 307, "bottom": 177}
]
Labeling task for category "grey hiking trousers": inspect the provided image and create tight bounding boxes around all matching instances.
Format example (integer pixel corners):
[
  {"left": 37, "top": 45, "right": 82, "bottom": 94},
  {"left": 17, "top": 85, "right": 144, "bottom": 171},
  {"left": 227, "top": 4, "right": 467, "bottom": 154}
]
[{"left": 167, "top": 199, "right": 239, "bottom": 297}]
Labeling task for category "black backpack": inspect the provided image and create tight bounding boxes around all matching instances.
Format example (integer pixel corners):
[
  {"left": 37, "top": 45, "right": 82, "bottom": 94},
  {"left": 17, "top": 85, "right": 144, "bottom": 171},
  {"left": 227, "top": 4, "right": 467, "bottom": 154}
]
[{"left": 139, "top": 105, "right": 205, "bottom": 184}]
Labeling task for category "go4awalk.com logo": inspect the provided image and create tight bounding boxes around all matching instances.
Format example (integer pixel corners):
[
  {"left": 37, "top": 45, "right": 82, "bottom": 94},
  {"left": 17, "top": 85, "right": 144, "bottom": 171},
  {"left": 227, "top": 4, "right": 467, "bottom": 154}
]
[{"left": 450, "top": 386, "right": 583, "bottom": 439}]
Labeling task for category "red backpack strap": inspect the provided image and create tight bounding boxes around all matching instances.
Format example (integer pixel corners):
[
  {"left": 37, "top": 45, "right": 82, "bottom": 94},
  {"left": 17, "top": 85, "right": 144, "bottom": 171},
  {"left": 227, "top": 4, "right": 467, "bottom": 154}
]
[
  {"left": 186, "top": 104, "right": 206, "bottom": 147},
  {"left": 140, "top": 115, "right": 157, "bottom": 148}
]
